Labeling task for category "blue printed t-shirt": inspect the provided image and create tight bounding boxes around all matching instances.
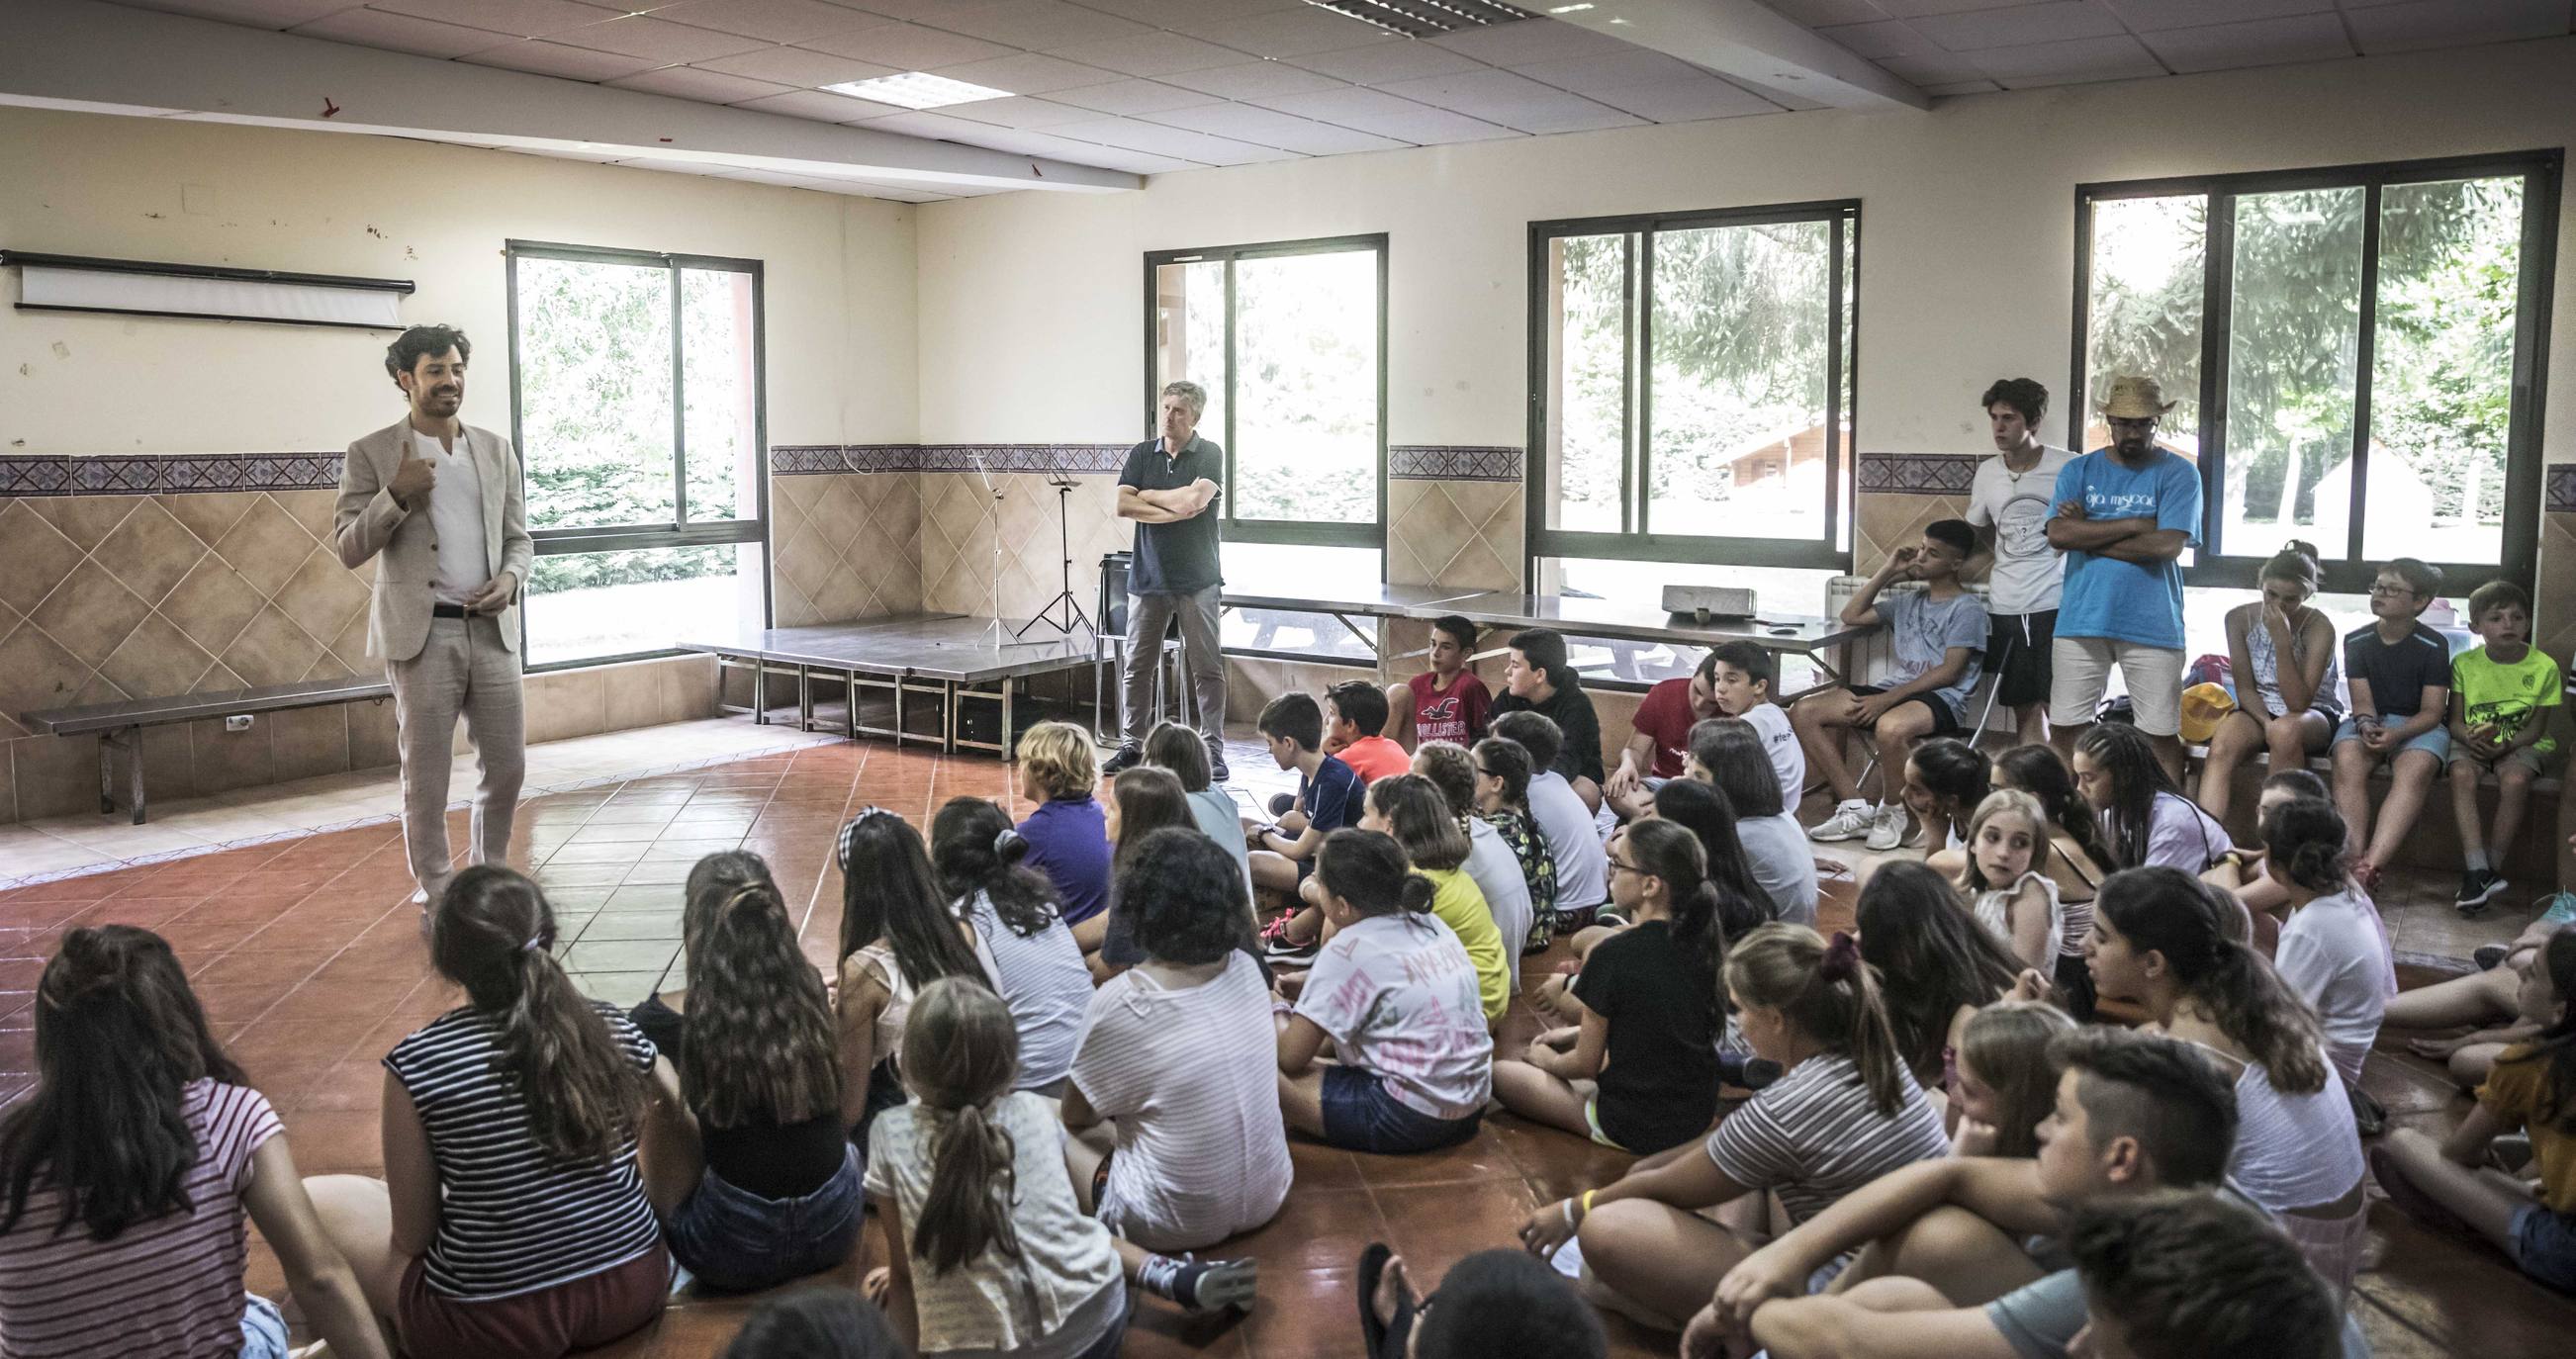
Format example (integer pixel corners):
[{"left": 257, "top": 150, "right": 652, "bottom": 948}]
[
  {"left": 1298, "top": 754, "right": 1365, "bottom": 837},
  {"left": 1879, "top": 589, "right": 1989, "bottom": 719},
  {"left": 1020, "top": 795, "right": 1112, "bottom": 926},
  {"left": 2050, "top": 448, "right": 2201, "bottom": 650}
]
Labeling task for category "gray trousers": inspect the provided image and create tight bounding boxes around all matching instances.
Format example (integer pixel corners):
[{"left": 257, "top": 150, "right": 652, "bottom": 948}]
[
  {"left": 389, "top": 614, "right": 526, "bottom": 902},
  {"left": 1121, "top": 585, "right": 1227, "bottom": 745}
]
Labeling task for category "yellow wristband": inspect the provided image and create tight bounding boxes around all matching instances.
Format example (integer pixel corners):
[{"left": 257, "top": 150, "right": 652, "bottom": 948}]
[{"left": 1580, "top": 1190, "right": 1597, "bottom": 1219}]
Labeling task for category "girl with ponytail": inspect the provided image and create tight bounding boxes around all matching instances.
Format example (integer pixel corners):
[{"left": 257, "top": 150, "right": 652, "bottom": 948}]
[
  {"left": 1520, "top": 924, "right": 1950, "bottom": 1331},
  {"left": 0, "top": 927, "right": 391, "bottom": 1359},
  {"left": 2259, "top": 797, "right": 2394, "bottom": 1087},
  {"left": 1277, "top": 830, "right": 1495, "bottom": 1154},
  {"left": 312, "top": 865, "right": 681, "bottom": 1358},
  {"left": 627, "top": 852, "right": 862, "bottom": 1293},
  {"left": 932, "top": 796, "right": 1092, "bottom": 1096},
  {"left": 2085, "top": 865, "right": 2367, "bottom": 1299},
  {"left": 1355, "top": 773, "right": 1510, "bottom": 1023},
  {"left": 1493, "top": 819, "right": 1723, "bottom": 1153},
  {"left": 833, "top": 808, "right": 991, "bottom": 1146},
  {"left": 865, "top": 977, "right": 1126, "bottom": 1358}
]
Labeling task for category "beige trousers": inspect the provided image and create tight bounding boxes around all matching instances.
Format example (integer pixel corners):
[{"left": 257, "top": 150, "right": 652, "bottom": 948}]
[{"left": 389, "top": 614, "right": 526, "bottom": 903}]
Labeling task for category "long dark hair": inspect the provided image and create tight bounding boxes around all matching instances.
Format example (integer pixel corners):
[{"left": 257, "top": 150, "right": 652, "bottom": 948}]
[
  {"left": 1856, "top": 861, "right": 2024, "bottom": 1082},
  {"left": 2257, "top": 797, "right": 2350, "bottom": 895},
  {"left": 432, "top": 865, "right": 645, "bottom": 1163},
  {"left": 1959, "top": 1001, "right": 2076, "bottom": 1159},
  {"left": 1650, "top": 776, "right": 1773, "bottom": 932},
  {"left": 900, "top": 977, "right": 1023, "bottom": 1275},
  {"left": 1110, "top": 766, "right": 1196, "bottom": 872},
  {"left": 1996, "top": 744, "right": 2107, "bottom": 867},
  {"left": 1472, "top": 736, "right": 1535, "bottom": 811},
  {"left": 2493, "top": 932, "right": 2576, "bottom": 1132},
  {"left": 2095, "top": 867, "right": 2329, "bottom": 1094},
  {"left": 837, "top": 808, "right": 988, "bottom": 989},
  {"left": 1143, "top": 720, "right": 1214, "bottom": 793},
  {"left": 1688, "top": 717, "right": 1785, "bottom": 819},
  {"left": 1620, "top": 818, "right": 1726, "bottom": 1011},
  {"left": 1368, "top": 773, "right": 1471, "bottom": 871},
  {"left": 0, "top": 926, "right": 245, "bottom": 1239},
  {"left": 1316, "top": 829, "right": 1438, "bottom": 918},
  {"left": 932, "top": 796, "right": 1062, "bottom": 938},
  {"left": 1908, "top": 737, "right": 1990, "bottom": 816},
  {"left": 1727, "top": 924, "right": 1909, "bottom": 1117},
  {"left": 2076, "top": 725, "right": 2174, "bottom": 869},
  {"left": 682, "top": 852, "right": 840, "bottom": 1130}
]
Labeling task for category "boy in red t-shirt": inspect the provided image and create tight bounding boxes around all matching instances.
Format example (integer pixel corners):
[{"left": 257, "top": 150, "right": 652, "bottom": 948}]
[
  {"left": 1323, "top": 680, "right": 1415, "bottom": 783},
  {"left": 1604, "top": 649, "right": 1728, "bottom": 820},
  {"left": 1391, "top": 614, "right": 1494, "bottom": 750}
]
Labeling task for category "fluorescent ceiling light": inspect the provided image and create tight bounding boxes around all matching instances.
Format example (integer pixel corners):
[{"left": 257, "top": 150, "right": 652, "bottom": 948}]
[
  {"left": 1304, "top": 1, "right": 1538, "bottom": 39},
  {"left": 824, "top": 71, "right": 1012, "bottom": 110},
  {"left": 1547, "top": 4, "right": 1595, "bottom": 12}
]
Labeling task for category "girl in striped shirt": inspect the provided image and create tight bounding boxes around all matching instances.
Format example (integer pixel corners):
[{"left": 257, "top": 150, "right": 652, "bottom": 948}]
[
  {"left": 309, "top": 866, "right": 689, "bottom": 1359},
  {"left": 0, "top": 926, "right": 389, "bottom": 1359}
]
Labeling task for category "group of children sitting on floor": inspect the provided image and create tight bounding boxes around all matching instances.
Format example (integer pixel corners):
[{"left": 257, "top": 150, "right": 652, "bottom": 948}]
[{"left": 4, "top": 580, "right": 2574, "bottom": 1359}]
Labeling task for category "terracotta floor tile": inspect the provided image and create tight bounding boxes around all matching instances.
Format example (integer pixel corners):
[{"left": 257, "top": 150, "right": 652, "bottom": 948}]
[
  {"left": 1222, "top": 1185, "right": 1387, "bottom": 1276},
  {"left": 1352, "top": 1124, "right": 1524, "bottom": 1188},
  {"left": 1370, "top": 1179, "right": 1542, "bottom": 1281},
  {"left": 1232, "top": 1266, "right": 1360, "bottom": 1359},
  {"left": 581, "top": 912, "right": 688, "bottom": 943}
]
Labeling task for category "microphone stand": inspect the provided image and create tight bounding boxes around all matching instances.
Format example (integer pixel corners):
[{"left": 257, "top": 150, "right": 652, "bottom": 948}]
[{"left": 1015, "top": 467, "right": 1095, "bottom": 640}]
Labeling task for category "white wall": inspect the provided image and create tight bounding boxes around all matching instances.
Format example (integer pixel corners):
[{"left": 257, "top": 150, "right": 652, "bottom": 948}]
[
  {"left": 913, "top": 38, "right": 2576, "bottom": 462},
  {"left": 0, "top": 106, "right": 917, "bottom": 453}
]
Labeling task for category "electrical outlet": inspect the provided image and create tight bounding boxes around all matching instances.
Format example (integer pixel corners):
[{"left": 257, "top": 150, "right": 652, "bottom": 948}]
[{"left": 226, "top": 714, "right": 253, "bottom": 733}]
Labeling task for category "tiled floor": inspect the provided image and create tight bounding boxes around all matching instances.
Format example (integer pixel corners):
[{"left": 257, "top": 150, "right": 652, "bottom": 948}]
[{"left": 0, "top": 725, "right": 2568, "bottom": 1358}]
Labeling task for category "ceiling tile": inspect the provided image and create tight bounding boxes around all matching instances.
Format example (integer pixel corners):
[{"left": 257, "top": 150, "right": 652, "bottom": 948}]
[
  {"left": 1071, "top": 0, "right": 1304, "bottom": 24},
  {"left": 1177, "top": 6, "right": 1404, "bottom": 58},
  {"left": 692, "top": 44, "right": 894, "bottom": 86},
  {"left": 1138, "top": 101, "right": 1405, "bottom": 154},
  {"left": 1761, "top": 0, "right": 1894, "bottom": 21},
  {"left": 1872, "top": 0, "right": 2046, "bottom": 15},
  {"left": 848, "top": 108, "right": 1026, "bottom": 138},
  {"left": 1424, "top": 18, "right": 1629, "bottom": 66},
  {"left": 940, "top": 95, "right": 1097, "bottom": 129},
  {"left": 106, "top": 0, "right": 359, "bottom": 28},
  {"left": 649, "top": 0, "right": 890, "bottom": 43},
  {"left": 1589, "top": 75, "right": 1784, "bottom": 123},
  {"left": 800, "top": 23, "right": 1017, "bottom": 68},
  {"left": 370, "top": 0, "right": 622, "bottom": 38},
  {"left": 1162, "top": 60, "right": 1349, "bottom": 100},
  {"left": 729, "top": 87, "right": 907, "bottom": 121},
  {"left": 604, "top": 64, "right": 799, "bottom": 101},
  {"left": 1043, "top": 78, "right": 1222, "bottom": 116},
  {"left": 2139, "top": 13, "right": 2354, "bottom": 71},
  {"left": 1813, "top": 20, "right": 1941, "bottom": 58},
  {"left": 288, "top": 7, "right": 512, "bottom": 57},
  {"left": 1290, "top": 38, "right": 1491, "bottom": 85},
  {"left": 1874, "top": 49, "right": 1999, "bottom": 83},
  {"left": 1973, "top": 33, "right": 2166, "bottom": 85},
  {"left": 1045, "top": 117, "right": 1302, "bottom": 165},
  {"left": 547, "top": 14, "right": 775, "bottom": 62},
  {"left": 1039, "top": 143, "right": 1195, "bottom": 173},
  {"left": 1510, "top": 47, "right": 1705, "bottom": 94},
  {"left": 1374, "top": 67, "right": 1640, "bottom": 135},
  {"left": 925, "top": 1, "right": 1155, "bottom": 48},
  {"left": 930, "top": 50, "right": 1121, "bottom": 94},
  {"left": 1043, "top": 30, "right": 1257, "bottom": 76},
  {"left": 2103, "top": 0, "right": 2338, "bottom": 30},
  {"left": 1922, "top": 78, "right": 2004, "bottom": 94},
  {"left": 1911, "top": 0, "right": 2127, "bottom": 51},
  {"left": 1252, "top": 86, "right": 1518, "bottom": 144},
  {"left": 2345, "top": 0, "right": 2571, "bottom": 53},
  {"left": 459, "top": 40, "right": 667, "bottom": 80}
]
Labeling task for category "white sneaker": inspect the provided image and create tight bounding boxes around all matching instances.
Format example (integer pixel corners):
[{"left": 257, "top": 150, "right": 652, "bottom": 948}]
[
  {"left": 1865, "top": 802, "right": 1909, "bottom": 852},
  {"left": 1809, "top": 799, "right": 1876, "bottom": 843}
]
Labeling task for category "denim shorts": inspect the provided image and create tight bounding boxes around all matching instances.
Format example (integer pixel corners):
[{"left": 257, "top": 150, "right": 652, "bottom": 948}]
[
  {"left": 1320, "top": 1064, "right": 1479, "bottom": 1154},
  {"left": 2333, "top": 717, "right": 2449, "bottom": 763},
  {"left": 665, "top": 1145, "right": 866, "bottom": 1294},
  {"left": 2511, "top": 1203, "right": 2576, "bottom": 1293},
  {"left": 240, "top": 1294, "right": 288, "bottom": 1359}
]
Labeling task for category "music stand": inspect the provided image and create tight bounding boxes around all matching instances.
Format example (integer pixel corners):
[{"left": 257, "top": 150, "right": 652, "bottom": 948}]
[{"left": 1015, "top": 467, "right": 1095, "bottom": 640}]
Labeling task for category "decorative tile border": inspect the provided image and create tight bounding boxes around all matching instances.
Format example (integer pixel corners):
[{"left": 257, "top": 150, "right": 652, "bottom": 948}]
[
  {"left": 1390, "top": 445, "right": 1522, "bottom": 482},
  {"left": 2548, "top": 464, "right": 2576, "bottom": 514},
  {"left": 771, "top": 444, "right": 1129, "bottom": 476},
  {"left": 1856, "top": 451, "right": 1979, "bottom": 496},
  {"left": 0, "top": 452, "right": 345, "bottom": 497}
]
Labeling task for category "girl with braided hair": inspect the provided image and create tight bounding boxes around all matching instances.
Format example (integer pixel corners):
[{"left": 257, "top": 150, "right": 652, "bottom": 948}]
[
  {"left": 0, "top": 926, "right": 391, "bottom": 1359},
  {"left": 1518, "top": 924, "right": 1950, "bottom": 1331},
  {"left": 2085, "top": 864, "right": 2367, "bottom": 1300}
]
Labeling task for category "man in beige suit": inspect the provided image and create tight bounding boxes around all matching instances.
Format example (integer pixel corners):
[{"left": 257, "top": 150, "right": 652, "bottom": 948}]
[{"left": 334, "top": 324, "right": 532, "bottom": 908}]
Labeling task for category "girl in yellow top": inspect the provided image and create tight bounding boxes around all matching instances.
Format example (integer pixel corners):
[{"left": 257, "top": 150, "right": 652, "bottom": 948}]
[
  {"left": 1348, "top": 774, "right": 1511, "bottom": 1023},
  {"left": 2370, "top": 931, "right": 2576, "bottom": 1292}
]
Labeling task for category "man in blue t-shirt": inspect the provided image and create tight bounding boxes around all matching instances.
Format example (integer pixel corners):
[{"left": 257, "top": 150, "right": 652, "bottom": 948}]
[{"left": 2046, "top": 375, "right": 2201, "bottom": 781}]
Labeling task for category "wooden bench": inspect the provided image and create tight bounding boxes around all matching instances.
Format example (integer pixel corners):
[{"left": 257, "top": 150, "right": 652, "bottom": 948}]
[{"left": 21, "top": 675, "right": 392, "bottom": 824}]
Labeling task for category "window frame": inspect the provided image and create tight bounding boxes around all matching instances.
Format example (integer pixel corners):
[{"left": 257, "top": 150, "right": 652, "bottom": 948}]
[
  {"left": 2069, "top": 150, "right": 2560, "bottom": 596},
  {"left": 1141, "top": 232, "right": 1391, "bottom": 558},
  {"left": 504, "top": 239, "right": 771, "bottom": 671},
  {"left": 1523, "top": 199, "right": 1862, "bottom": 579}
]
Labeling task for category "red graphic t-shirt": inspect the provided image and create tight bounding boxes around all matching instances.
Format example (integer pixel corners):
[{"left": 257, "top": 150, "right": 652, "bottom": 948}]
[{"left": 1408, "top": 672, "right": 1493, "bottom": 748}]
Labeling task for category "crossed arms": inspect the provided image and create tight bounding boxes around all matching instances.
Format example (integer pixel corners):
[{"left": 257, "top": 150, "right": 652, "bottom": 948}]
[{"left": 1118, "top": 478, "right": 1221, "bottom": 523}]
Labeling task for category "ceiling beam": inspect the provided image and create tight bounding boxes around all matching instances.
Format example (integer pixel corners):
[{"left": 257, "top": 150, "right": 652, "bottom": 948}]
[
  {"left": 1544, "top": 0, "right": 1931, "bottom": 112},
  {"left": 0, "top": 0, "right": 1141, "bottom": 194}
]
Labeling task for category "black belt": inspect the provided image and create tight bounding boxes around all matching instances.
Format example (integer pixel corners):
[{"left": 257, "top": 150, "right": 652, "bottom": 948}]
[{"left": 432, "top": 602, "right": 472, "bottom": 619}]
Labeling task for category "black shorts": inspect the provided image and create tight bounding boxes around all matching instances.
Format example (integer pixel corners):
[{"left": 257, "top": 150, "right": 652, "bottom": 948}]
[
  {"left": 1850, "top": 685, "right": 1963, "bottom": 736},
  {"left": 1984, "top": 609, "right": 2058, "bottom": 708}
]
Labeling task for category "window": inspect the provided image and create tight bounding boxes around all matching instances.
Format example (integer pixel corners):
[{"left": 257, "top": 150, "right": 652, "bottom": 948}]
[
  {"left": 1528, "top": 202, "right": 1859, "bottom": 576},
  {"left": 506, "top": 242, "right": 767, "bottom": 668},
  {"left": 2075, "top": 153, "right": 2558, "bottom": 592}
]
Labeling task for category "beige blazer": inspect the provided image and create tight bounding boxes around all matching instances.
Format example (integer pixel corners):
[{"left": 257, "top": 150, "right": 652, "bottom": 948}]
[{"left": 332, "top": 419, "right": 534, "bottom": 663}]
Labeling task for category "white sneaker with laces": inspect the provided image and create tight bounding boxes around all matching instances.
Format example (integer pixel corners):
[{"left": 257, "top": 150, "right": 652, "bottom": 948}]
[
  {"left": 1808, "top": 799, "right": 1876, "bottom": 843},
  {"left": 1865, "top": 802, "right": 1909, "bottom": 852}
]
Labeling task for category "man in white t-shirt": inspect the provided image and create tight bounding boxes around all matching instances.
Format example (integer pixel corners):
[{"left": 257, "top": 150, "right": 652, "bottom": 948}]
[{"left": 1964, "top": 378, "right": 2074, "bottom": 748}]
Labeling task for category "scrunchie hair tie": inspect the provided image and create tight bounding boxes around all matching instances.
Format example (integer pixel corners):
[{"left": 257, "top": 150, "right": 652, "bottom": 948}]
[
  {"left": 992, "top": 827, "right": 1025, "bottom": 860},
  {"left": 519, "top": 935, "right": 545, "bottom": 953},
  {"left": 1819, "top": 930, "right": 1863, "bottom": 982},
  {"left": 836, "top": 805, "right": 899, "bottom": 871}
]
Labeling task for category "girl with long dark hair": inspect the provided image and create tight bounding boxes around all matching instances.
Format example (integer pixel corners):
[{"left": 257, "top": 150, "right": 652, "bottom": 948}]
[
  {"left": 865, "top": 977, "right": 1126, "bottom": 1358},
  {"left": 1413, "top": 739, "right": 1537, "bottom": 964},
  {"left": 0, "top": 926, "right": 390, "bottom": 1359},
  {"left": 2074, "top": 723, "right": 2230, "bottom": 873},
  {"left": 1493, "top": 819, "right": 1723, "bottom": 1153},
  {"left": 309, "top": 866, "right": 681, "bottom": 1359},
  {"left": 629, "top": 852, "right": 861, "bottom": 1293},
  {"left": 1088, "top": 765, "right": 1199, "bottom": 972},
  {"left": 834, "top": 808, "right": 991, "bottom": 1144},
  {"left": 1686, "top": 717, "right": 1819, "bottom": 925},
  {"left": 2259, "top": 797, "right": 2394, "bottom": 1088},
  {"left": 933, "top": 796, "right": 1093, "bottom": 1096},
  {"left": 1855, "top": 860, "right": 2025, "bottom": 1090},
  {"left": 1648, "top": 777, "right": 1776, "bottom": 936}
]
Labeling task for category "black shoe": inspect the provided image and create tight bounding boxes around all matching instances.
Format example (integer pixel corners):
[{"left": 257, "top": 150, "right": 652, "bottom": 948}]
[
  {"left": 2455, "top": 868, "right": 2506, "bottom": 915},
  {"left": 1267, "top": 792, "right": 1296, "bottom": 817},
  {"left": 1207, "top": 740, "right": 1231, "bottom": 782},
  {"left": 1102, "top": 742, "right": 1143, "bottom": 775}
]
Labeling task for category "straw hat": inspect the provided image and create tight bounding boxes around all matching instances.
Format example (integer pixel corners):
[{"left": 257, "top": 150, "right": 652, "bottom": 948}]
[
  {"left": 2098, "top": 375, "right": 2176, "bottom": 420},
  {"left": 2177, "top": 682, "right": 2237, "bottom": 746}
]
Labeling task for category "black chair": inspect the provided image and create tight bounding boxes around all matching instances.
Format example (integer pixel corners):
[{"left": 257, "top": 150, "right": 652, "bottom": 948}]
[{"left": 1092, "top": 551, "right": 1199, "bottom": 743}]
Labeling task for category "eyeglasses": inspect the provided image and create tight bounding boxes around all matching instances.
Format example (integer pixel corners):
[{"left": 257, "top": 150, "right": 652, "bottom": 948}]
[{"left": 1607, "top": 858, "right": 1643, "bottom": 876}]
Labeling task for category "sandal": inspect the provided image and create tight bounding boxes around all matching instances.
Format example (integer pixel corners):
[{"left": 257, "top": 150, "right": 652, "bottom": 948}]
[{"left": 1355, "top": 1242, "right": 1416, "bottom": 1359}]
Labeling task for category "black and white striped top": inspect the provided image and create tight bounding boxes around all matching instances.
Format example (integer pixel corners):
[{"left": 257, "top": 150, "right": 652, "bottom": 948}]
[{"left": 383, "top": 1003, "right": 664, "bottom": 1300}]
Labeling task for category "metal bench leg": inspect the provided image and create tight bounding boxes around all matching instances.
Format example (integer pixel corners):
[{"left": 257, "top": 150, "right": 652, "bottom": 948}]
[
  {"left": 754, "top": 664, "right": 768, "bottom": 726},
  {"left": 99, "top": 728, "right": 144, "bottom": 824}
]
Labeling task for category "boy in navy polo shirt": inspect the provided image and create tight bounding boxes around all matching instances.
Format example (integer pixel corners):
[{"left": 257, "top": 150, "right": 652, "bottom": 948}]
[
  {"left": 1247, "top": 692, "right": 1363, "bottom": 959},
  {"left": 2335, "top": 557, "right": 2452, "bottom": 892}
]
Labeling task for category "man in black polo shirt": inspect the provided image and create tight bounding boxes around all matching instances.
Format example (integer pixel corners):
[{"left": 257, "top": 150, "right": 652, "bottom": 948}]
[{"left": 1106, "top": 381, "right": 1230, "bottom": 778}]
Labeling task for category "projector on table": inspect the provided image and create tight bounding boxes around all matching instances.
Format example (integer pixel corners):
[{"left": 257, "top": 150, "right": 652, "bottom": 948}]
[{"left": 1663, "top": 584, "right": 1757, "bottom": 624}]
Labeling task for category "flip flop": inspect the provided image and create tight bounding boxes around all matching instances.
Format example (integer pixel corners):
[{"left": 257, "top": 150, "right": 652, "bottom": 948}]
[{"left": 1355, "top": 1242, "right": 1416, "bottom": 1359}]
